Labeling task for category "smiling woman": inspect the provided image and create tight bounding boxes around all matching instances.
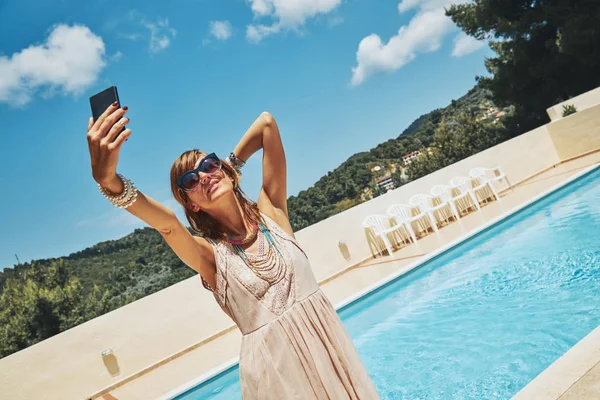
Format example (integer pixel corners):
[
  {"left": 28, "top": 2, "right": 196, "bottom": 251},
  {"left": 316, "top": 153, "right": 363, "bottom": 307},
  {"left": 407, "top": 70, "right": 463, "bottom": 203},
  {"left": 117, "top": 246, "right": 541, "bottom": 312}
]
[{"left": 86, "top": 105, "right": 380, "bottom": 399}]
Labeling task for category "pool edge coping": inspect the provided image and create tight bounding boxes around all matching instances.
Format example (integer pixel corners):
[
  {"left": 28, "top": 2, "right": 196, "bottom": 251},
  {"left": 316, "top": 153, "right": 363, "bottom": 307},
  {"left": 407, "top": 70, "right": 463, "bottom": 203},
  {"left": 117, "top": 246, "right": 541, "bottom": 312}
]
[
  {"left": 158, "top": 163, "right": 600, "bottom": 400},
  {"left": 511, "top": 326, "right": 600, "bottom": 400}
]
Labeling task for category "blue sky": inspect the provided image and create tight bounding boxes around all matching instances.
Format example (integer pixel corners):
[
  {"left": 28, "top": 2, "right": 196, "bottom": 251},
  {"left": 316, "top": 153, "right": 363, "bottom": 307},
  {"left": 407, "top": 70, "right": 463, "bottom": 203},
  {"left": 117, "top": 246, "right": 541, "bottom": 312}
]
[{"left": 0, "top": 0, "right": 490, "bottom": 269}]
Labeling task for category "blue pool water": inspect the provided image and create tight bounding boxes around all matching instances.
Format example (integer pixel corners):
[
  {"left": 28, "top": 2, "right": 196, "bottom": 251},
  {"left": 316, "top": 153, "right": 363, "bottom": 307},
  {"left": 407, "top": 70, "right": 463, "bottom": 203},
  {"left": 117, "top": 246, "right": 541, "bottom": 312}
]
[{"left": 175, "top": 167, "right": 600, "bottom": 400}]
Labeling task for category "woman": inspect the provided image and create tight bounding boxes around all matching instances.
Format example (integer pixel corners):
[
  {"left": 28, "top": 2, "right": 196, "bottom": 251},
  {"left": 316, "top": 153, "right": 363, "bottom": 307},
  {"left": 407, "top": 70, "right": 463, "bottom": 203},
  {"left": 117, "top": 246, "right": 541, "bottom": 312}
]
[{"left": 86, "top": 102, "right": 379, "bottom": 399}]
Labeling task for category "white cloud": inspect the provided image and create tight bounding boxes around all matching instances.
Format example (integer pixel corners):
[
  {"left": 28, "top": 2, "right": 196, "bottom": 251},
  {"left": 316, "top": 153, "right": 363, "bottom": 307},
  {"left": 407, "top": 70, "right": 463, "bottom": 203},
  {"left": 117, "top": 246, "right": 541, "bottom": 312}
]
[
  {"left": 397, "top": 0, "right": 422, "bottom": 13},
  {"left": 398, "top": 0, "right": 460, "bottom": 13},
  {"left": 110, "top": 51, "right": 123, "bottom": 62},
  {"left": 451, "top": 32, "right": 486, "bottom": 57},
  {"left": 351, "top": 9, "right": 452, "bottom": 86},
  {"left": 116, "top": 12, "right": 176, "bottom": 53},
  {"left": 250, "top": 0, "right": 275, "bottom": 16},
  {"left": 246, "top": 0, "right": 342, "bottom": 43},
  {"left": 209, "top": 20, "right": 233, "bottom": 41},
  {"left": 141, "top": 18, "right": 176, "bottom": 53},
  {"left": 0, "top": 24, "right": 106, "bottom": 106},
  {"left": 327, "top": 15, "right": 344, "bottom": 28},
  {"left": 118, "top": 33, "right": 144, "bottom": 41},
  {"left": 351, "top": 0, "right": 470, "bottom": 86},
  {"left": 246, "top": 24, "right": 281, "bottom": 43}
]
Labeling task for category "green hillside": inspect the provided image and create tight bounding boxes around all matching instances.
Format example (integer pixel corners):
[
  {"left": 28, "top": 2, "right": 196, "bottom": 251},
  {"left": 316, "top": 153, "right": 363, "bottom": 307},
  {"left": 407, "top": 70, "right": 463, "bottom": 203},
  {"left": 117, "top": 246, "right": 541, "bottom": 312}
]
[{"left": 287, "top": 84, "right": 498, "bottom": 229}]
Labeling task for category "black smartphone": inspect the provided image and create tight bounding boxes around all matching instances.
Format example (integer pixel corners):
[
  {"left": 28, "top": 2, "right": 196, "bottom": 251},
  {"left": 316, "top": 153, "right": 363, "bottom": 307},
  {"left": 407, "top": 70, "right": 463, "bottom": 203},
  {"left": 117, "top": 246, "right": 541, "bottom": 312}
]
[{"left": 90, "top": 86, "right": 120, "bottom": 122}]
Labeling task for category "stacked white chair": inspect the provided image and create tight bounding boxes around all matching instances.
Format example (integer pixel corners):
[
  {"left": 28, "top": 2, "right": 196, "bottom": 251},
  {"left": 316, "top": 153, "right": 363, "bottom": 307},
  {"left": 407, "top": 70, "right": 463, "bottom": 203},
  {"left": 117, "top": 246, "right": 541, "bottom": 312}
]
[
  {"left": 386, "top": 204, "right": 425, "bottom": 243},
  {"left": 431, "top": 184, "right": 478, "bottom": 217},
  {"left": 449, "top": 176, "right": 481, "bottom": 210},
  {"left": 450, "top": 175, "right": 497, "bottom": 206},
  {"left": 362, "top": 214, "right": 412, "bottom": 256},
  {"left": 470, "top": 166, "right": 512, "bottom": 196},
  {"left": 409, "top": 193, "right": 460, "bottom": 230}
]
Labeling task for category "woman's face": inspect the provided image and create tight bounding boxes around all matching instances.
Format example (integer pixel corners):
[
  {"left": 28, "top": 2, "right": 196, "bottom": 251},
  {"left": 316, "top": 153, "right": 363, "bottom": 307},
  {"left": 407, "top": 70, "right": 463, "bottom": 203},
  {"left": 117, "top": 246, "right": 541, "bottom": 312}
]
[{"left": 184, "top": 155, "right": 234, "bottom": 212}]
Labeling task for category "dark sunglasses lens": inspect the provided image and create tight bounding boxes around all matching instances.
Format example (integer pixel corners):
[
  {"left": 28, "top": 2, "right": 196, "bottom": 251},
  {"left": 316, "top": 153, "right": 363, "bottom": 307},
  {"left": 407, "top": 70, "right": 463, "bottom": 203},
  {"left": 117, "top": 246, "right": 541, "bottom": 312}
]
[
  {"left": 180, "top": 172, "right": 200, "bottom": 190},
  {"left": 201, "top": 158, "right": 220, "bottom": 174}
]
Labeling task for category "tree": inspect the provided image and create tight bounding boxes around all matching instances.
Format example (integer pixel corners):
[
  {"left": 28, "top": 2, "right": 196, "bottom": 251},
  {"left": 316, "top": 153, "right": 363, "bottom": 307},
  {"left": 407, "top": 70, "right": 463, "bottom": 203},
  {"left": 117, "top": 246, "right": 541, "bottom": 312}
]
[
  {"left": 436, "top": 115, "right": 509, "bottom": 164},
  {"left": 332, "top": 198, "right": 361, "bottom": 215},
  {"left": 407, "top": 115, "right": 509, "bottom": 181},
  {"left": 0, "top": 260, "right": 118, "bottom": 358},
  {"left": 391, "top": 169, "right": 408, "bottom": 188},
  {"left": 447, "top": 0, "right": 600, "bottom": 132},
  {"left": 406, "top": 150, "right": 448, "bottom": 181}
]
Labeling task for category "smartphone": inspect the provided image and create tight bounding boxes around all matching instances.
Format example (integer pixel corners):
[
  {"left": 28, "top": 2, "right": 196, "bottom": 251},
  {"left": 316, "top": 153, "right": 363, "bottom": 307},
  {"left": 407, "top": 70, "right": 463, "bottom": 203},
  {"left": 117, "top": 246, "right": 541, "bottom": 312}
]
[{"left": 90, "top": 86, "right": 120, "bottom": 122}]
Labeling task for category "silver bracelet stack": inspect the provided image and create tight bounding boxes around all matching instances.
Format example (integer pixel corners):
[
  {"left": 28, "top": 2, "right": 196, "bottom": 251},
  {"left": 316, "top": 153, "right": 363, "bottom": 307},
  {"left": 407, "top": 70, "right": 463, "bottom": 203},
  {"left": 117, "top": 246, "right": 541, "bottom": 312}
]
[
  {"left": 226, "top": 152, "right": 245, "bottom": 175},
  {"left": 98, "top": 174, "right": 139, "bottom": 208}
]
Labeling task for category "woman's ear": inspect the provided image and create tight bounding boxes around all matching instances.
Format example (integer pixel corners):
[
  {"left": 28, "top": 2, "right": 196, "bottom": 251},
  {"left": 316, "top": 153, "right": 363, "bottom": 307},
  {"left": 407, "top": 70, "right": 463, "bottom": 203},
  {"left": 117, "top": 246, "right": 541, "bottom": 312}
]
[{"left": 188, "top": 203, "right": 200, "bottom": 213}]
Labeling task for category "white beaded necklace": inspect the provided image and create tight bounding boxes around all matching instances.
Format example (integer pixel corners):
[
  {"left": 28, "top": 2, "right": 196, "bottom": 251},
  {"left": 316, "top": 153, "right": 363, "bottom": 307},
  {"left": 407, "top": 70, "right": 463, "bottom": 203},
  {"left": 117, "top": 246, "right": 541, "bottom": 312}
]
[{"left": 232, "top": 225, "right": 287, "bottom": 285}]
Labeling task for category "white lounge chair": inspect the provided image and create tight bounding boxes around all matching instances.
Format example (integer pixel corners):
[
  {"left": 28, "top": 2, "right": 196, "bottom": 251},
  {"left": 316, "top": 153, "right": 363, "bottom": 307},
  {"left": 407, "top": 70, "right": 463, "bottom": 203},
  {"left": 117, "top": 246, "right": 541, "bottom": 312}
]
[
  {"left": 409, "top": 193, "right": 460, "bottom": 229},
  {"left": 450, "top": 176, "right": 497, "bottom": 206},
  {"left": 385, "top": 204, "right": 420, "bottom": 243},
  {"left": 431, "top": 184, "right": 478, "bottom": 217},
  {"left": 470, "top": 166, "right": 512, "bottom": 197},
  {"left": 363, "top": 214, "right": 411, "bottom": 256}
]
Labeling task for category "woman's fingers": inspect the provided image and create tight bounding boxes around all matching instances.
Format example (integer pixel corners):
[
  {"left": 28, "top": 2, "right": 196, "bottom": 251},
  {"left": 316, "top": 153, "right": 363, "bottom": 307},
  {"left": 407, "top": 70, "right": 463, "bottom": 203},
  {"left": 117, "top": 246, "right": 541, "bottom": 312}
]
[
  {"left": 86, "top": 117, "right": 95, "bottom": 152},
  {"left": 109, "top": 128, "right": 131, "bottom": 151},
  {"left": 97, "top": 107, "right": 128, "bottom": 138},
  {"left": 91, "top": 102, "right": 120, "bottom": 133},
  {"left": 104, "top": 117, "right": 130, "bottom": 143}
]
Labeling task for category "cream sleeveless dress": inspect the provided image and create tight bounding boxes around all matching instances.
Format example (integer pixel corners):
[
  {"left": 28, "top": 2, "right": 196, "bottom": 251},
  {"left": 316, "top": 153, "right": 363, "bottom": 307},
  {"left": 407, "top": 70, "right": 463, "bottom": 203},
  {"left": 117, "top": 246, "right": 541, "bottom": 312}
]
[{"left": 206, "top": 214, "right": 380, "bottom": 399}]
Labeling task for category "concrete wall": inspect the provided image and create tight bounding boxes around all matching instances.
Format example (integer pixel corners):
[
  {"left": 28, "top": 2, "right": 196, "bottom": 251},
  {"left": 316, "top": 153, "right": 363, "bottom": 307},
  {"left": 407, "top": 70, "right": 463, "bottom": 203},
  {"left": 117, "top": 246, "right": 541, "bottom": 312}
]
[
  {"left": 547, "top": 103, "right": 600, "bottom": 161},
  {"left": 1, "top": 107, "right": 599, "bottom": 400},
  {"left": 546, "top": 86, "right": 600, "bottom": 121}
]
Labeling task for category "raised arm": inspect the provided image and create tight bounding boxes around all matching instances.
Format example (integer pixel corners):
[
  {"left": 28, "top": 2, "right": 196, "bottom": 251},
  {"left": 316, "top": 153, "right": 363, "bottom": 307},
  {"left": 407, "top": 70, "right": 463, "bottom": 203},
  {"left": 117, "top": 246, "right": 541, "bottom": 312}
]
[
  {"left": 231, "top": 112, "right": 291, "bottom": 231},
  {"left": 86, "top": 104, "right": 217, "bottom": 288}
]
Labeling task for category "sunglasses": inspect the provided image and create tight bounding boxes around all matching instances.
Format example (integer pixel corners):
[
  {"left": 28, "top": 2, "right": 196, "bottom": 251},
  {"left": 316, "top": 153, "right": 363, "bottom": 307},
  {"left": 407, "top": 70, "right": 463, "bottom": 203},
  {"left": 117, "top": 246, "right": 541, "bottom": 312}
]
[{"left": 176, "top": 153, "right": 222, "bottom": 192}]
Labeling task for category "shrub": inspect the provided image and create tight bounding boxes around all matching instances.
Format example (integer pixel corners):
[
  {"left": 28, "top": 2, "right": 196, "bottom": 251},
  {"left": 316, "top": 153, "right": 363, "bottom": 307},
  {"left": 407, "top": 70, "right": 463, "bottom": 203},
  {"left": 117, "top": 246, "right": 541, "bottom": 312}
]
[{"left": 562, "top": 104, "right": 577, "bottom": 117}]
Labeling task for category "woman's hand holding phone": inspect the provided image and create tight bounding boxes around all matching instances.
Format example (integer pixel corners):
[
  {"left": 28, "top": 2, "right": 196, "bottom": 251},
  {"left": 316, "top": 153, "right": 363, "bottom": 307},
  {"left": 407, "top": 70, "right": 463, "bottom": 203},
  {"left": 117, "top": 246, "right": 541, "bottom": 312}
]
[{"left": 86, "top": 102, "right": 131, "bottom": 193}]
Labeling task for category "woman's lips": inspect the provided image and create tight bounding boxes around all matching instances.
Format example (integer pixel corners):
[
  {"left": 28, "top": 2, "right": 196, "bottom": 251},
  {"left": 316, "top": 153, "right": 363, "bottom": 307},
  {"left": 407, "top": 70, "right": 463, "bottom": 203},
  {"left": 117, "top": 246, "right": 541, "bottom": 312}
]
[{"left": 207, "top": 180, "right": 219, "bottom": 194}]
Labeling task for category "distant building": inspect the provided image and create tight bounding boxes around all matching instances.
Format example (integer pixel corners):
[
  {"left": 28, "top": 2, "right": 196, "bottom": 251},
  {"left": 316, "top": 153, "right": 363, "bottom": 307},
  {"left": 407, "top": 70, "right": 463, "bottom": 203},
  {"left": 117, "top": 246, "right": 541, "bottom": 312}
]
[
  {"left": 478, "top": 107, "right": 506, "bottom": 122},
  {"left": 376, "top": 174, "right": 395, "bottom": 192},
  {"left": 402, "top": 150, "right": 421, "bottom": 164},
  {"left": 492, "top": 110, "right": 507, "bottom": 124},
  {"left": 486, "top": 107, "right": 499, "bottom": 119}
]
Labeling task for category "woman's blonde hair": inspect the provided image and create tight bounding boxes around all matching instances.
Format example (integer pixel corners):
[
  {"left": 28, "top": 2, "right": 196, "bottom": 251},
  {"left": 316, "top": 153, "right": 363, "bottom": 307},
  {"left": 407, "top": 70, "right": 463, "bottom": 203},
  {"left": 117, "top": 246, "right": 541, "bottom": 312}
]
[{"left": 169, "top": 149, "right": 263, "bottom": 240}]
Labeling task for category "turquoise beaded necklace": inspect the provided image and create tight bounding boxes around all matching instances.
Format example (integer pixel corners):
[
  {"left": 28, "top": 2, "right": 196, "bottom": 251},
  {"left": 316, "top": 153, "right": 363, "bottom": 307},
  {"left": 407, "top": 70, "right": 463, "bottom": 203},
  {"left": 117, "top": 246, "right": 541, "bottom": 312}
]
[{"left": 231, "top": 224, "right": 286, "bottom": 284}]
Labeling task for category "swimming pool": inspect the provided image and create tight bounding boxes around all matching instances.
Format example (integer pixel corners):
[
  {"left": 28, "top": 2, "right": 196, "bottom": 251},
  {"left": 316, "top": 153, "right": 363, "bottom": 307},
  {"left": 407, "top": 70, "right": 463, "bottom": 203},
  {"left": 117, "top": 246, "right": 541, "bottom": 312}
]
[{"left": 173, "top": 167, "right": 600, "bottom": 400}]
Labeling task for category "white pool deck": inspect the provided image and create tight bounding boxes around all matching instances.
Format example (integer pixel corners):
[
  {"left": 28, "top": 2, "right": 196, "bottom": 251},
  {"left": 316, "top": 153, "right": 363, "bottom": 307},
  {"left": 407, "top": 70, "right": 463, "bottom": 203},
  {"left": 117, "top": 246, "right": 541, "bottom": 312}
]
[{"left": 122, "top": 152, "right": 600, "bottom": 400}]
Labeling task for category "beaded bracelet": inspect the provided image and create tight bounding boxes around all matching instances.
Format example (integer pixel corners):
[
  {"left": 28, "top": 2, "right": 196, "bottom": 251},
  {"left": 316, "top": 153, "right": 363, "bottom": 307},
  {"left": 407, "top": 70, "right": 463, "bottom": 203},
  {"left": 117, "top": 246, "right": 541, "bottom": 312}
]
[
  {"left": 226, "top": 152, "right": 245, "bottom": 175},
  {"left": 98, "top": 174, "right": 139, "bottom": 209},
  {"left": 116, "top": 175, "right": 138, "bottom": 209},
  {"left": 113, "top": 176, "right": 137, "bottom": 208},
  {"left": 118, "top": 178, "right": 138, "bottom": 209}
]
